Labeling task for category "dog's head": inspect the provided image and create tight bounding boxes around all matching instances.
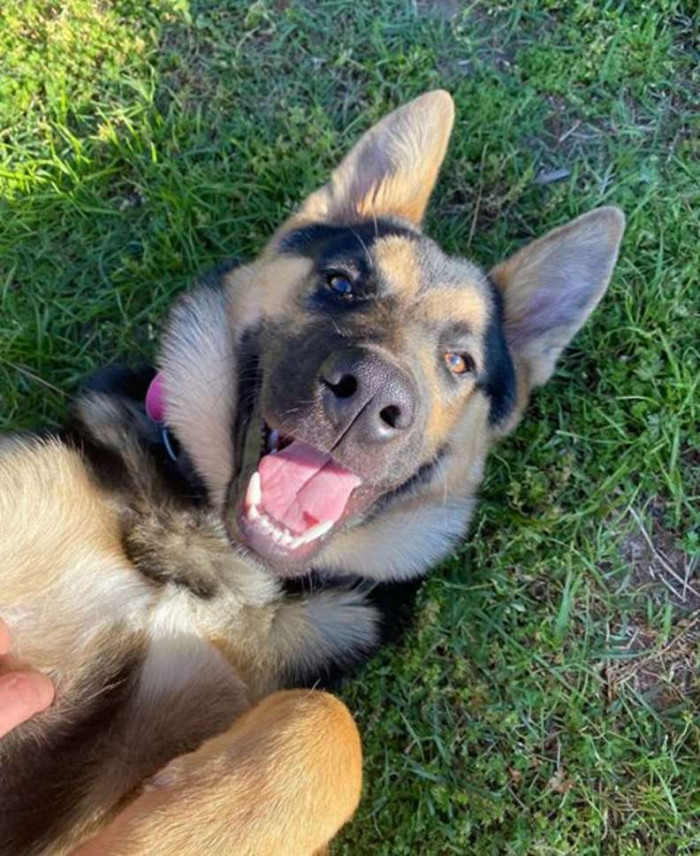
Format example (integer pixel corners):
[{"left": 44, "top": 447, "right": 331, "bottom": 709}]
[{"left": 160, "top": 91, "right": 624, "bottom": 580}]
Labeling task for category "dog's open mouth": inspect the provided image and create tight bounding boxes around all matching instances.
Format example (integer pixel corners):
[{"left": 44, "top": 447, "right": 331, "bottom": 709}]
[{"left": 237, "top": 422, "right": 362, "bottom": 562}]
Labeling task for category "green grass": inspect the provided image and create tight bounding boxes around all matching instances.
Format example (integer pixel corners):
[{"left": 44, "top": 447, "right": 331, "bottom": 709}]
[{"left": 1, "top": 0, "right": 698, "bottom": 852}]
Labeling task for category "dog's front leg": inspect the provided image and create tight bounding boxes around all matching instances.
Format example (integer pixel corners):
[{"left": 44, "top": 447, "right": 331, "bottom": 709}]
[
  {"left": 267, "top": 585, "right": 382, "bottom": 688},
  {"left": 73, "top": 689, "right": 362, "bottom": 856}
]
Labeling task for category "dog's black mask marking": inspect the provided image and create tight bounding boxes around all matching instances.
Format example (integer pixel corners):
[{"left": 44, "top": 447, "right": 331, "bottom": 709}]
[{"left": 479, "top": 279, "right": 516, "bottom": 426}]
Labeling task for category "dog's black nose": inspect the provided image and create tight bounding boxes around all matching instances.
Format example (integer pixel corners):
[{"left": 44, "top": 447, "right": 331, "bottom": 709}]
[{"left": 320, "top": 348, "right": 416, "bottom": 443}]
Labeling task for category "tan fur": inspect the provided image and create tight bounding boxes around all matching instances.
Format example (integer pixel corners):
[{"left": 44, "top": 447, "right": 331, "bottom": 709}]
[
  {"left": 413, "top": 344, "right": 477, "bottom": 448},
  {"left": 0, "top": 440, "right": 125, "bottom": 602},
  {"left": 0, "top": 440, "right": 149, "bottom": 679},
  {"left": 373, "top": 234, "right": 422, "bottom": 296},
  {"left": 417, "top": 285, "right": 489, "bottom": 340},
  {"left": 74, "top": 690, "right": 362, "bottom": 856},
  {"left": 228, "top": 255, "right": 313, "bottom": 328}
]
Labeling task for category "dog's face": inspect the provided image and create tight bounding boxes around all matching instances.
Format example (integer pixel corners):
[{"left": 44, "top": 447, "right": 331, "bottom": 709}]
[{"left": 161, "top": 91, "right": 624, "bottom": 579}]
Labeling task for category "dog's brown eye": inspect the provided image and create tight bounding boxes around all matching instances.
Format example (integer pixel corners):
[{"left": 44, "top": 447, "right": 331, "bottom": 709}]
[
  {"left": 327, "top": 273, "right": 354, "bottom": 298},
  {"left": 444, "top": 352, "right": 474, "bottom": 376}
]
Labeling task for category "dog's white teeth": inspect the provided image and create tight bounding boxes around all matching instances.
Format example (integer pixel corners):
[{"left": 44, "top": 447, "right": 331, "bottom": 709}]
[
  {"left": 244, "top": 485, "right": 333, "bottom": 550},
  {"left": 274, "top": 528, "right": 294, "bottom": 547},
  {"left": 268, "top": 429, "right": 280, "bottom": 453},
  {"left": 246, "top": 471, "right": 262, "bottom": 509},
  {"left": 298, "top": 519, "right": 334, "bottom": 545},
  {"left": 258, "top": 515, "right": 274, "bottom": 534}
]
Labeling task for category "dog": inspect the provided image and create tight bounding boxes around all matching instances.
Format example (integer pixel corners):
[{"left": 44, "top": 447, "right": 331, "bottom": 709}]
[{"left": 0, "top": 90, "right": 624, "bottom": 855}]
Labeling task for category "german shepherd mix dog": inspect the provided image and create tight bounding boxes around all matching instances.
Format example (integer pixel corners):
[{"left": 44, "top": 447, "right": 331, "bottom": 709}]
[{"left": 0, "top": 91, "right": 624, "bottom": 855}]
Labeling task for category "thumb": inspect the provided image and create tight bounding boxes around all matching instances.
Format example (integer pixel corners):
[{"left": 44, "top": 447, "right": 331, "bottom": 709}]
[{"left": 0, "top": 671, "right": 55, "bottom": 738}]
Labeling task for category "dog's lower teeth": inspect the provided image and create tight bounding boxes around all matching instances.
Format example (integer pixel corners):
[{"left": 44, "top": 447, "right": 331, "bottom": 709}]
[
  {"left": 268, "top": 429, "right": 280, "bottom": 453},
  {"left": 298, "top": 519, "right": 334, "bottom": 545},
  {"left": 244, "top": 496, "right": 334, "bottom": 551}
]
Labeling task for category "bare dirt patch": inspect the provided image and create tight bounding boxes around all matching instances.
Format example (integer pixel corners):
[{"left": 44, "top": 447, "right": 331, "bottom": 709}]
[
  {"left": 602, "top": 500, "right": 699, "bottom": 707},
  {"left": 604, "top": 614, "right": 699, "bottom": 707},
  {"left": 619, "top": 501, "right": 699, "bottom": 612}
]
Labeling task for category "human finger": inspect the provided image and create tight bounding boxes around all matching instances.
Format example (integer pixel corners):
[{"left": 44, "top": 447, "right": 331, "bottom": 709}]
[{"left": 0, "top": 671, "right": 54, "bottom": 738}]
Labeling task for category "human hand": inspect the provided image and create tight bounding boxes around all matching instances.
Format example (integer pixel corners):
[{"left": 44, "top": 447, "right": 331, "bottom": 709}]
[{"left": 0, "top": 618, "right": 54, "bottom": 738}]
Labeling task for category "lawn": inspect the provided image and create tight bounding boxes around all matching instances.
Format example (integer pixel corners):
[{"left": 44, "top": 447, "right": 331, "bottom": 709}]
[{"left": 0, "top": 0, "right": 698, "bottom": 853}]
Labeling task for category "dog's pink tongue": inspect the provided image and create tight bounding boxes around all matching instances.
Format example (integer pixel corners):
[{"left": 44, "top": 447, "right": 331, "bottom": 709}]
[{"left": 258, "top": 441, "right": 361, "bottom": 534}]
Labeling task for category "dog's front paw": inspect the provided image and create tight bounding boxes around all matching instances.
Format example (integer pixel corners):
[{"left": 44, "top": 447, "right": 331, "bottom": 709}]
[{"left": 273, "top": 585, "right": 381, "bottom": 688}]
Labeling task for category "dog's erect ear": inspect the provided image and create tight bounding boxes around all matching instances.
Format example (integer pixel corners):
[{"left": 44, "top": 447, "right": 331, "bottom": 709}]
[
  {"left": 296, "top": 90, "right": 455, "bottom": 227},
  {"left": 490, "top": 207, "right": 625, "bottom": 388}
]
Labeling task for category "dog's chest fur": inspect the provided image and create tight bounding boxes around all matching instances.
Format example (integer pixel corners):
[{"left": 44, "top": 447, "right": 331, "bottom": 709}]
[{"left": 0, "top": 395, "right": 381, "bottom": 855}]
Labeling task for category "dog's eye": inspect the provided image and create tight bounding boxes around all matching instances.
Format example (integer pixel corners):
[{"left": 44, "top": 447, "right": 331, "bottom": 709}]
[
  {"left": 326, "top": 273, "right": 354, "bottom": 298},
  {"left": 443, "top": 352, "right": 474, "bottom": 376}
]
